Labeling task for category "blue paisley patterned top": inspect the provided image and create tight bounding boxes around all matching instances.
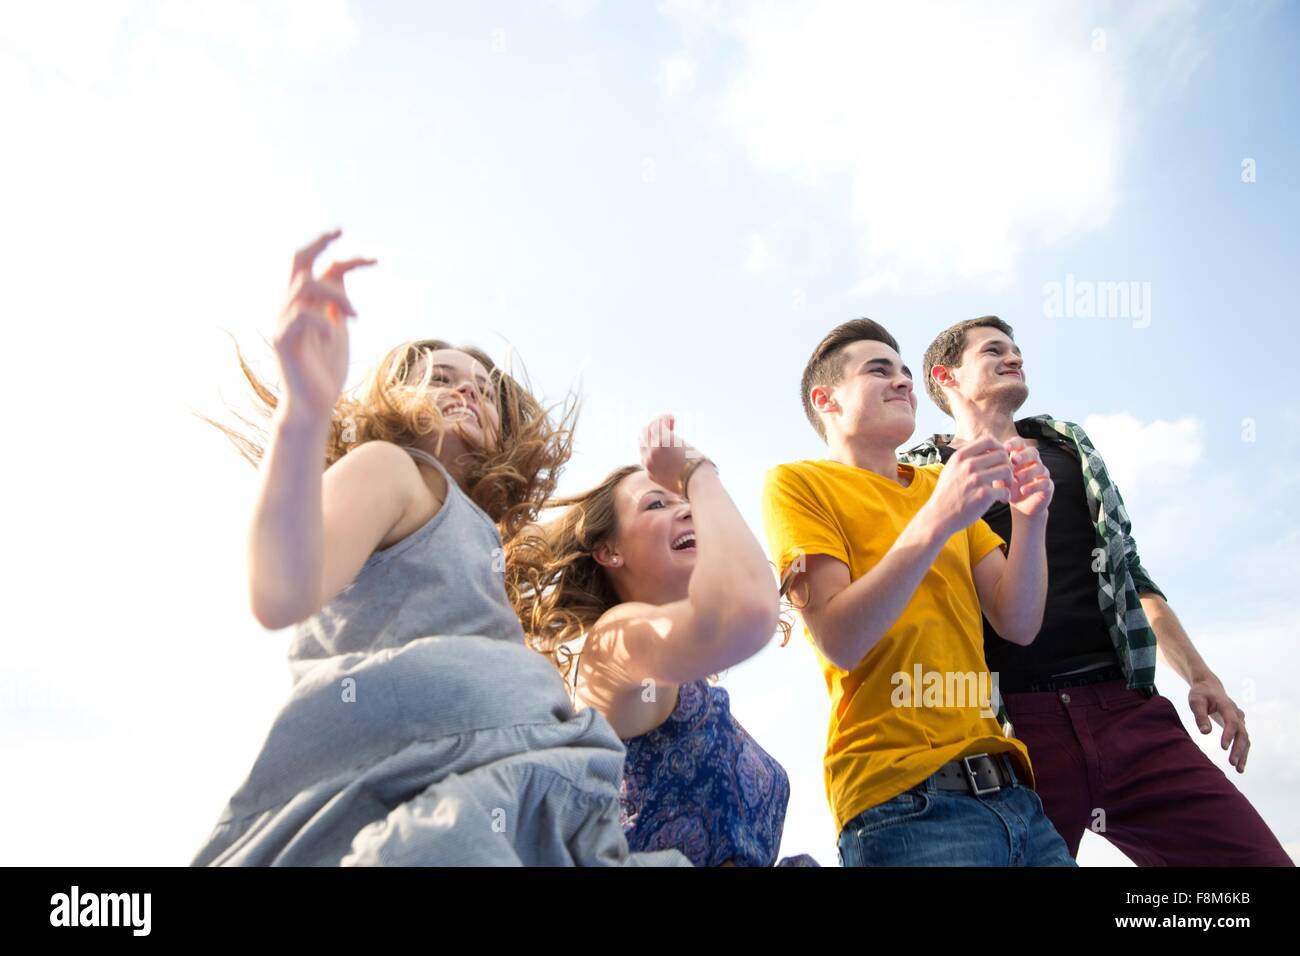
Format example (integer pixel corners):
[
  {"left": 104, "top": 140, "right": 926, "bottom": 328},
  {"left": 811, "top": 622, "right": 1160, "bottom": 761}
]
[{"left": 619, "top": 679, "right": 818, "bottom": 867}]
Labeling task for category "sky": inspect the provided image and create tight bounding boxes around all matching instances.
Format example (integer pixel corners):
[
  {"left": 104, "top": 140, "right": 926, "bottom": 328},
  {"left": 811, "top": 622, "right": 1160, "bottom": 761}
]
[{"left": 1, "top": 0, "right": 1297, "bottom": 867}]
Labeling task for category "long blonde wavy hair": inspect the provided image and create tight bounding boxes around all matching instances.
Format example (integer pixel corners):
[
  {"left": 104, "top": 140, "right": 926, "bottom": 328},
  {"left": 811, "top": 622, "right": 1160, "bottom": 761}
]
[
  {"left": 505, "top": 465, "right": 794, "bottom": 692},
  {"left": 200, "top": 335, "right": 577, "bottom": 542}
]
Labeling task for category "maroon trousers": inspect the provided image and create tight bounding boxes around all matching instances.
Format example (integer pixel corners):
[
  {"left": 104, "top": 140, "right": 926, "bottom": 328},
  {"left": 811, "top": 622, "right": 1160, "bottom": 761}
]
[{"left": 1003, "top": 680, "right": 1293, "bottom": 866}]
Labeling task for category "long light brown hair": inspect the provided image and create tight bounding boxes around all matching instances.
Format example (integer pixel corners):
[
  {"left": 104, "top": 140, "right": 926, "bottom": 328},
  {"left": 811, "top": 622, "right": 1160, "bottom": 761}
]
[
  {"left": 199, "top": 335, "right": 577, "bottom": 541},
  {"left": 505, "top": 465, "right": 794, "bottom": 692}
]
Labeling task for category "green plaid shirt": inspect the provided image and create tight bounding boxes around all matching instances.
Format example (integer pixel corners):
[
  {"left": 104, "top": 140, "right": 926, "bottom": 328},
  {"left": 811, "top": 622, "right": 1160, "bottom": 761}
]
[{"left": 899, "top": 414, "right": 1165, "bottom": 700}]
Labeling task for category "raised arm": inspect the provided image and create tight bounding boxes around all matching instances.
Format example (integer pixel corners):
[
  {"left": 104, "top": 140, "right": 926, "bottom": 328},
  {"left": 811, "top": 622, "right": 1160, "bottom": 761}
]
[
  {"left": 585, "top": 415, "right": 778, "bottom": 688},
  {"left": 246, "top": 230, "right": 401, "bottom": 630},
  {"left": 790, "top": 438, "right": 1015, "bottom": 671},
  {"left": 972, "top": 438, "right": 1053, "bottom": 645}
]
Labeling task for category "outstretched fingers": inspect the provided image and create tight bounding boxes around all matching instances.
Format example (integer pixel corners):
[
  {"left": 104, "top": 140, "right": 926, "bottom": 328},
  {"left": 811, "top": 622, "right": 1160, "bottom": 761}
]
[
  {"left": 291, "top": 229, "right": 343, "bottom": 282},
  {"left": 284, "top": 233, "right": 377, "bottom": 321},
  {"left": 321, "top": 256, "right": 379, "bottom": 291}
]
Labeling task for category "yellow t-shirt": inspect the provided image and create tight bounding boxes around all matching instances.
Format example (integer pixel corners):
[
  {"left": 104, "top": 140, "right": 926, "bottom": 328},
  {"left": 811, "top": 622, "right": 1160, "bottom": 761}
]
[{"left": 761, "top": 458, "right": 1034, "bottom": 834}]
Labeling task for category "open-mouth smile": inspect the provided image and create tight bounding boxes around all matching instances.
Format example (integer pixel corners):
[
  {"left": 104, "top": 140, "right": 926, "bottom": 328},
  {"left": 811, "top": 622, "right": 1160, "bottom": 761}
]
[{"left": 441, "top": 405, "right": 479, "bottom": 424}]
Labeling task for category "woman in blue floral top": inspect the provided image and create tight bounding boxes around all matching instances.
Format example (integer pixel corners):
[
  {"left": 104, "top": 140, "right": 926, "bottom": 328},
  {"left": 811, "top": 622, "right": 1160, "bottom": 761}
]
[{"left": 508, "top": 414, "right": 817, "bottom": 867}]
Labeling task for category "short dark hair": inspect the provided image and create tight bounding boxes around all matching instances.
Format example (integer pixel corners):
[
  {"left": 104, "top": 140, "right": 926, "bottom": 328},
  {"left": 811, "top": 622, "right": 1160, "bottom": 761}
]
[
  {"left": 800, "top": 318, "right": 901, "bottom": 443},
  {"left": 922, "top": 315, "right": 1015, "bottom": 417}
]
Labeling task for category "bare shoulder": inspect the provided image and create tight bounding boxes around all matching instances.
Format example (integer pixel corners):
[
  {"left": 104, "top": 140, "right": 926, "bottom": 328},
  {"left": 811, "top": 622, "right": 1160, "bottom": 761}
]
[
  {"left": 591, "top": 599, "right": 663, "bottom": 635},
  {"left": 326, "top": 440, "right": 424, "bottom": 496},
  {"left": 324, "top": 441, "right": 440, "bottom": 549},
  {"left": 576, "top": 614, "right": 680, "bottom": 737},
  {"left": 330, "top": 438, "right": 418, "bottom": 470},
  {"left": 578, "top": 601, "right": 672, "bottom": 691}
]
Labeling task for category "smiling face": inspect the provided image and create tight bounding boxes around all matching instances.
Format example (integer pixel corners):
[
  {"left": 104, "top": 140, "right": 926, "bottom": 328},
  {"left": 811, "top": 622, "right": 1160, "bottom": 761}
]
[
  {"left": 593, "top": 469, "right": 695, "bottom": 606},
  {"left": 943, "top": 326, "right": 1028, "bottom": 415},
  {"left": 812, "top": 338, "right": 917, "bottom": 449},
  {"left": 411, "top": 348, "right": 502, "bottom": 453}
]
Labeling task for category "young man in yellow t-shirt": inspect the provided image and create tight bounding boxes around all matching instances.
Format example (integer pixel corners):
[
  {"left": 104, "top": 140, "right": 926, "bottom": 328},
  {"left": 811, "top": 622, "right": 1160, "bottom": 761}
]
[{"left": 761, "top": 318, "right": 1076, "bottom": 866}]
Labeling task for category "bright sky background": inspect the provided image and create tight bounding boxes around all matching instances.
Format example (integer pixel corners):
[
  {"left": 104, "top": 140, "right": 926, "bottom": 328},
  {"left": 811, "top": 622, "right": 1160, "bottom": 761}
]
[{"left": 2, "top": 0, "right": 1297, "bottom": 867}]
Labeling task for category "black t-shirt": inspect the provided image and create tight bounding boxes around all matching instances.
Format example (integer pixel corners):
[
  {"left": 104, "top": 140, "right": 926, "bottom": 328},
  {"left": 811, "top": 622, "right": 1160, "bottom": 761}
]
[{"left": 936, "top": 436, "right": 1119, "bottom": 692}]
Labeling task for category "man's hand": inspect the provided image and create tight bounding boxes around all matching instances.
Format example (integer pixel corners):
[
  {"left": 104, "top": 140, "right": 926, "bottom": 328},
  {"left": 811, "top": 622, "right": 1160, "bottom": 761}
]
[
  {"left": 922, "top": 436, "right": 1013, "bottom": 538},
  {"left": 1189, "top": 677, "right": 1251, "bottom": 773},
  {"left": 1005, "top": 438, "right": 1054, "bottom": 520}
]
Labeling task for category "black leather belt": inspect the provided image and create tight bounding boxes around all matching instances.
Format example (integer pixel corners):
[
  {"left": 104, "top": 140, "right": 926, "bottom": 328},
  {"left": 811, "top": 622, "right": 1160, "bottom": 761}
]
[
  {"left": 1020, "top": 663, "right": 1125, "bottom": 694},
  {"left": 928, "top": 752, "right": 1022, "bottom": 796}
]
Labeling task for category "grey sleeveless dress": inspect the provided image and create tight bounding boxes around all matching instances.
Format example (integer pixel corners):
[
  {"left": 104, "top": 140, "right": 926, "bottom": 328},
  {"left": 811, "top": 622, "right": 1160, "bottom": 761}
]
[{"left": 191, "top": 445, "right": 690, "bottom": 867}]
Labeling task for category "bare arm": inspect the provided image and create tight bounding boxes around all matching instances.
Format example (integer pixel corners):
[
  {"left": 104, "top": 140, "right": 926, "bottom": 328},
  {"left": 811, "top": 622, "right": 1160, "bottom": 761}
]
[
  {"left": 245, "top": 230, "right": 396, "bottom": 629},
  {"left": 971, "top": 438, "right": 1053, "bottom": 644},
  {"left": 792, "top": 438, "right": 1016, "bottom": 671},
  {"left": 249, "top": 427, "right": 421, "bottom": 629},
  {"left": 584, "top": 415, "right": 778, "bottom": 689},
  {"left": 1144, "top": 593, "right": 1212, "bottom": 684},
  {"left": 795, "top": 509, "right": 953, "bottom": 671},
  {"left": 679, "top": 465, "right": 780, "bottom": 655},
  {"left": 589, "top": 474, "right": 778, "bottom": 687},
  {"left": 247, "top": 408, "right": 329, "bottom": 628},
  {"left": 973, "top": 510, "right": 1049, "bottom": 646}
]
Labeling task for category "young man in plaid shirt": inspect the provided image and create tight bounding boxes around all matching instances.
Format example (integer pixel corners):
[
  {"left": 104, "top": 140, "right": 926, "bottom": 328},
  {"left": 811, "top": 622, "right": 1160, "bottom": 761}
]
[{"left": 900, "top": 315, "right": 1292, "bottom": 865}]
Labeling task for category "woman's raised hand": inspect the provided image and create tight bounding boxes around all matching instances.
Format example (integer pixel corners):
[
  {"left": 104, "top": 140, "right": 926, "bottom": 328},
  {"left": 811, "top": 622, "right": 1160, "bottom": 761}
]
[
  {"left": 638, "top": 413, "right": 703, "bottom": 497},
  {"left": 272, "top": 229, "right": 377, "bottom": 424}
]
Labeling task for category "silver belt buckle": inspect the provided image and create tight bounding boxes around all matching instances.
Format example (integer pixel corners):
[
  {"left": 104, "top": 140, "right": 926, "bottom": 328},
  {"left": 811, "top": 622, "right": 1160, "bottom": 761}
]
[{"left": 962, "top": 753, "right": 1000, "bottom": 796}]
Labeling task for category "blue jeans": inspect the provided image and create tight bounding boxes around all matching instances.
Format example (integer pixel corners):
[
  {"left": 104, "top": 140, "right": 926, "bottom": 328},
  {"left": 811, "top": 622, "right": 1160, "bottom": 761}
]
[{"left": 837, "top": 767, "right": 1077, "bottom": 867}]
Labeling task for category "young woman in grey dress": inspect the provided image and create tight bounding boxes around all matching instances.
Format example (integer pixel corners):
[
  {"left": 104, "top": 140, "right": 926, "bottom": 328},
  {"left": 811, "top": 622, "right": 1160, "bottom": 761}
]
[{"left": 192, "top": 229, "right": 688, "bottom": 867}]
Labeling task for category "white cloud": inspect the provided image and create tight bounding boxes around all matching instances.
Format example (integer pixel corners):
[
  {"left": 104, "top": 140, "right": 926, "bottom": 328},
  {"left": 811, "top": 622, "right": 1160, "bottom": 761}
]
[
  {"left": 1078, "top": 413, "right": 1204, "bottom": 494},
  {"left": 544, "top": 0, "right": 603, "bottom": 21},
  {"left": 743, "top": 233, "right": 773, "bottom": 273},
  {"left": 657, "top": 53, "right": 697, "bottom": 98},
  {"left": 0, "top": 0, "right": 359, "bottom": 865},
  {"left": 149, "top": 0, "right": 358, "bottom": 68},
  {"left": 663, "top": 0, "right": 1207, "bottom": 291},
  {"left": 1, "top": 0, "right": 357, "bottom": 80}
]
